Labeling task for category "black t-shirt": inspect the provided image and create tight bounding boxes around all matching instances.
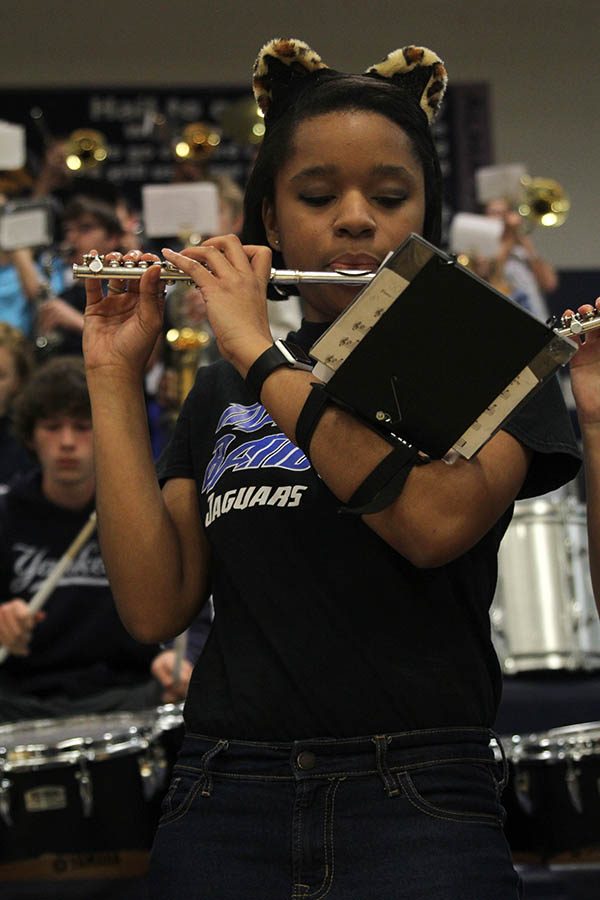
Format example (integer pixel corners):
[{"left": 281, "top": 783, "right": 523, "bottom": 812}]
[
  {"left": 158, "top": 320, "right": 581, "bottom": 741},
  {"left": 0, "top": 470, "right": 158, "bottom": 698},
  {"left": 40, "top": 282, "right": 86, "bottom": 358}
]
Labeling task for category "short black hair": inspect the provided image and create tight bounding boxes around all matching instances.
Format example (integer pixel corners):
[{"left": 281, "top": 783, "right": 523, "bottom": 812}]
[
  {"left": 62, "top": 195, "right": 124, "bottom": 238},
  {"left": 12, "top": 356, "right": 91, "bottom": 444},
  {"left": 241, "top": 74, "right": 443, "bottom": 267}
]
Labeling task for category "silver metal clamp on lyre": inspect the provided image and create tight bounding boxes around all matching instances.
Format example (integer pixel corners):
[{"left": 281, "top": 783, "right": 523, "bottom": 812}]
[{"left": 73, "top": 253, "right": 600, "bottom": 340}]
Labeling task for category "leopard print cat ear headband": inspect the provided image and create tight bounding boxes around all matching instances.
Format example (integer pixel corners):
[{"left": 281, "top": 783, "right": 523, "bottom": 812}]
[{"left": 252, "top": 38, "right": 448, "bottom": 127}]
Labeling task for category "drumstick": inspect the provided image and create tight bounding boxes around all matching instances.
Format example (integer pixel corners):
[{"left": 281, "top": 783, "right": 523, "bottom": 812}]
[
  {"left": 172, "top": 629, "right": 188, "bottom": 686},
  {"left": 0, "top": 511, "right": 98, "bottom": 664}
]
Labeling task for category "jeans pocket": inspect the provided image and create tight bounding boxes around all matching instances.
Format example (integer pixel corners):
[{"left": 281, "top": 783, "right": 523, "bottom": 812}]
[
  {"left": 397, "top": 762, "right": 504, "bottom": 826},
  {"left": 158, "top": 770, "right": 206, "bottom": 827}
]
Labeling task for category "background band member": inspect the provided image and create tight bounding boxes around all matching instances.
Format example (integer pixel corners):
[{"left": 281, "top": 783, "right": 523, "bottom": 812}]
[
  {"left": 0, "top": 321, "right": 35, "bottom": 489},
  {"left": 0, "top": 356, "right": 191, "bottom": 721},
  {"left": 484, "top": 195, "right": 558, "bottom": 320}
]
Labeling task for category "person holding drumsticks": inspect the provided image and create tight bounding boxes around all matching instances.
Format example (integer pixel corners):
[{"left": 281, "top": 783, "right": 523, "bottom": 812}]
[
  {"left": 0, "top": 356, "right": 194, "bottom": 720},
  {"left": 82, "top": 38, "right": 580, "bottom": 899}
]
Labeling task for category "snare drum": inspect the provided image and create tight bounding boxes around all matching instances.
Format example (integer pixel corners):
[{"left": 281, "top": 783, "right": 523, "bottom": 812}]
[
  {"left": 502, "top": 722, "right": 600, "bottom": 862},
  {"left": 491, "top": 496, "right": 600, "bottom": 673},
  {"left": 500, "top": 731, "right": 550, "bottom": 862},
  {"left": 0, "top": 710, "right": 175, "bottom": 881}
]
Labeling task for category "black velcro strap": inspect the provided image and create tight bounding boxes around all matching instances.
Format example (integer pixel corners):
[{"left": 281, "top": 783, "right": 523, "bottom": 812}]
[
  {"left": 295, "top": 383, "right": 331, "bottom": 458},
  {"left": 341, "top": 442, "right": 420, "bottom": 515}
]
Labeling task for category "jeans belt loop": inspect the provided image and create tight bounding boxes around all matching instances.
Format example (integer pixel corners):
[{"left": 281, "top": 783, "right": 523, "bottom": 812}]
[
  {"left": 373, "top": 734, "right": 400, "bottom": 798},
  {"left": 489, "top": 729, "right": 509, "bottom": 793},
  {"left": 199, "top": 739, "right": 229, "bottom": 797}
]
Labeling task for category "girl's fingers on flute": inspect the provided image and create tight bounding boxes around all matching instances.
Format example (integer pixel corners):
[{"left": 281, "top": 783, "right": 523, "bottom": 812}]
[
  {"left": 578, "top": 297, "right": 600, "bottom": 314},
  {"left": 106, "top": 277, "right": 128, "bottom": 296},
  {"left": 139, "top": 263, "right": 165, "bottom": 298},
  {"left": 84, "top": 274, "right": 104, "bottom": 306}
]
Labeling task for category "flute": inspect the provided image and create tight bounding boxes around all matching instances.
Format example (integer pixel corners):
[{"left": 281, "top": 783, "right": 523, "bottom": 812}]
[
  {"left": 73, "top": 253, "right": 600, "bottom": 340},
  {"left": 0, "top": 511, "right": 97, "bottom": 664},
  {"left": 74, "top": 253, "right": 375, "bottom": 287}
]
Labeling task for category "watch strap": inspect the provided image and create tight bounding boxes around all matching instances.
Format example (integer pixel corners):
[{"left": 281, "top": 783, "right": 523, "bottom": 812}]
[{"left": 246, "top": 342, "right": 296, "bottom": 401}]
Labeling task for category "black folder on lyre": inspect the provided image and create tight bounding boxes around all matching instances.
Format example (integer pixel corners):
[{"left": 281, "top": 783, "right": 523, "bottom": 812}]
[{"left": 309, "top": 234, "right": 576, "bottom": 460}]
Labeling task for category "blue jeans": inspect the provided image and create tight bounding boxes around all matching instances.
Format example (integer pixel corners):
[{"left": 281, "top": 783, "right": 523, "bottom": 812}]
[{"left": 149, "top": 726, "right": 521, "bottom": 899}]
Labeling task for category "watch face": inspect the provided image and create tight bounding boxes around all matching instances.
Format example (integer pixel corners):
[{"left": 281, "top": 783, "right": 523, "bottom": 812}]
[{"left": 279, "top": 340, "right": 314, "bottom": 367}]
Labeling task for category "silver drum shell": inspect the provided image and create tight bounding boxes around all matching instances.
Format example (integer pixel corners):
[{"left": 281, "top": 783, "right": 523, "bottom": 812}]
[{"left": 491, "top": 497, "right": 600, "bottom": 673}]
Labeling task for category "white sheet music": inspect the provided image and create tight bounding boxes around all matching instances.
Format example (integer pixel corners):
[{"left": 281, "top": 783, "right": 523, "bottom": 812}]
[
  {"left": 0, "top": 206, "right": 51, "bottom": 250},
  {"left": 310, "top": 267, "right": 409, "bottom": 382},
  {"left": 142, "top": 182, "right": 219, "bottom": 238},
  {"left": 452, "top": 366, "right": 539, "bottom": 458}
]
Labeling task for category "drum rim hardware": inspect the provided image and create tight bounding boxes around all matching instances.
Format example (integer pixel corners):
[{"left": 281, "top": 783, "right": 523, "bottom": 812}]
[{"left": 0, "top": 712, "right": 156, "bottom": 772}]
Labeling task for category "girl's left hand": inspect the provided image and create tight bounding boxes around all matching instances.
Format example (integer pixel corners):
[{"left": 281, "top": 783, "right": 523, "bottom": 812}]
[
  {"left": 162, "top": 235, "right": 274, "bottom": 375},
  {"left": 566, "top": 297, "right": 600, "bottom": 427}
]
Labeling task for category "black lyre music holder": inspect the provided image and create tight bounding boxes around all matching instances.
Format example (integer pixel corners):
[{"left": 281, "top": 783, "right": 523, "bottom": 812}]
[{"left": 309, "top": 234, "right": 576, "bottom": 460}]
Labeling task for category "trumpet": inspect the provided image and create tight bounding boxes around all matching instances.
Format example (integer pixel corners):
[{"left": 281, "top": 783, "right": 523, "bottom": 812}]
[{"left": 73, "top": 252, "right": 600, "bottom": 340}]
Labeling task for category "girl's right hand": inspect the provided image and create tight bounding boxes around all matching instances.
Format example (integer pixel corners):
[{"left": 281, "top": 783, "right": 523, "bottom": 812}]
[{"left": 82, "top": 256, "right": 166, "bottom": 379}]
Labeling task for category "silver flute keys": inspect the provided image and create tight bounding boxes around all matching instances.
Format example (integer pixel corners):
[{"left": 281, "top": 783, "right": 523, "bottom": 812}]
[
  {"left": 73, "top": 253, "right": 600, "bottom": 339},
  {"left": 74, "top": 252, "right": 375, "bottom": 286}
]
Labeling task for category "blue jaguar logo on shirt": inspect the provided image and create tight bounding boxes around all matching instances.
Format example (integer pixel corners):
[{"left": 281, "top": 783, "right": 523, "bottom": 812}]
[
  {"left": 215, "top": 402, "right": 274, "bottom": 433},
  {"left": 202, "top": 403, "right": 310, "bottom": 493}
]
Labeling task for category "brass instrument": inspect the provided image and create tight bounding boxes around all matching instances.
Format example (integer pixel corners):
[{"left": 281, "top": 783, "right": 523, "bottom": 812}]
[
  {"left": 173, "top": 122, "right": 221, "bottom": 161},
  {"left": 166, "top": 325, "right": 212, "bottom": 405},
  {"left": 65, "top": 129, "right": 108, "bottom": 172},
  {"left": 163, "top": 275, "right": 215, "bottom": 411},
  {"left": 476, "top": 165, "right": 570, "bottom": 230},
  {"left": 73, "top": 252, "right": 598, "bottom": 341},
  {"left": 518, "top": 176, "right": 570, "bottom": 229}
]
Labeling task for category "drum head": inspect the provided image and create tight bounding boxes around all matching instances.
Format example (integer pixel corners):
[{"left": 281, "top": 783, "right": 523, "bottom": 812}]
[
  {"left": 0, "top": 711, "right": 157, "bottom": 770},
  {"left": 546, "top": 721, "right": 600, "bottom": 741}
]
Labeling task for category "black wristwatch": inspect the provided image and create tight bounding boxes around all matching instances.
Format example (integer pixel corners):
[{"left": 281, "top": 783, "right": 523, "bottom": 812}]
[{"left": 246, "top": 339, "right": 314, "bottom": 400}]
